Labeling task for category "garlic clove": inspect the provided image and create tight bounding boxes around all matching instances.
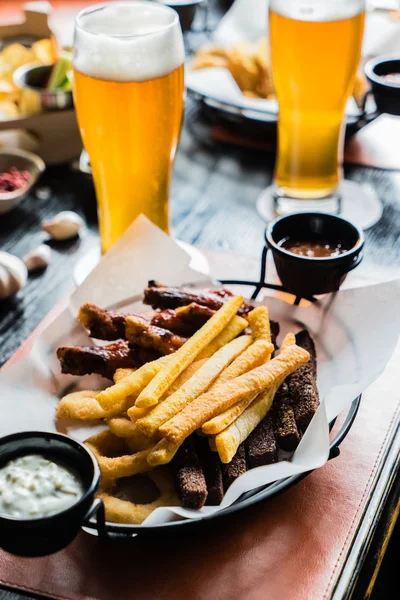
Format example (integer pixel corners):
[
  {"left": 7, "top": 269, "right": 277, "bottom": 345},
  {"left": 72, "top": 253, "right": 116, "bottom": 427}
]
[
  {"left": 42, "top": 211, "right": 84, "bottom": 241},
  {"left": 0, "top": 251, "right": 28, "bottom": 300},
  {"left": 23, "top": 244, "right": 51, "bottom": 272}
]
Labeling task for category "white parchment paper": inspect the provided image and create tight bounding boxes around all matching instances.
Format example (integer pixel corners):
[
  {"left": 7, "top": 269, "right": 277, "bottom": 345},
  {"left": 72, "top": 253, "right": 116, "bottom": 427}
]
[{"left": 0, "top": 217, "right": 399, "bottom": 525}]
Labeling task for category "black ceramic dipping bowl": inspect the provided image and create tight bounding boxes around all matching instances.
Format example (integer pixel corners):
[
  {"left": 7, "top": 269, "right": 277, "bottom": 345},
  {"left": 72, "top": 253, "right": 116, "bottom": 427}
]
[
  {"left": 365, "top": 56, "right": 400, "bottom": 116},
  {"left": 265, "top": 213, "right": 364, "bottom": 298},
  {"left": 0, "top": 431, "right": 100, "bottom": 557}
]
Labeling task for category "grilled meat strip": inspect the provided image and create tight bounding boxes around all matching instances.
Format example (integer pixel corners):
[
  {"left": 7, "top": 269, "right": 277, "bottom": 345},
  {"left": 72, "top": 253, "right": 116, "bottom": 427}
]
[
  {"left": 57, "top": 341, "right": 155, "bottom": 380},
  {"left": 78, "top": 303, "right": 131, "bottom": 341},
  {"left": 143, "top": 280, "right": 253, "bottom": 315},
  {"left": 78, "top": 303, "right": 204, "bottom": 341},
  {"left": 125, "top": 315, "right": 186, "bottom": 355}
]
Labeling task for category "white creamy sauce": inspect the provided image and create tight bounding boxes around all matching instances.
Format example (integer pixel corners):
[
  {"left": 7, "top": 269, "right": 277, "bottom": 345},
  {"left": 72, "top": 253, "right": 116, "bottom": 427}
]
[{"left": 0, "top": 454, "right": 83, "bottom": 519}]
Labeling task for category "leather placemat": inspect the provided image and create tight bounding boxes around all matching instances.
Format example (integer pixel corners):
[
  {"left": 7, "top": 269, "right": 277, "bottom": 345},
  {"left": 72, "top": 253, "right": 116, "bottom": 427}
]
[{"left": 0, "top": 250, "right": 399, "bottom": 600}]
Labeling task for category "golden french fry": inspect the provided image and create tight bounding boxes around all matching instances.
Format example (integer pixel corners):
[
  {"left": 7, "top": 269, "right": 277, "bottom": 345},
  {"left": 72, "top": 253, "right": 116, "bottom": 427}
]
[
  {"left": 128, "top": 359, "right": 207, "bottom": 421},
  {"left": 215, "top": 383, "right": 280, "bottom": 463},
  {"left": 161, "top": 359, "right": 207, "bottom": 395},
  {"left": 203, "top": 330, "right": 278, "bottom": 433},
  {"left": 281, "top": 332, "right": 296, "bottom": 348},
  {"left": 113, "top": 368, "right": 136, "bottom": 384},
  {"left": 127, "top": 405, "right": 151, "bottom": 421},
  {"left": 137, "top": 335, "right": 252, "bottom": 438},
  {"left": 203, "top": 367, "right": 288, "bottom": 434},
  {"left": 56, "top": 390, "right": 126, "bottom": 420},
  {"left": 198, "top": 315, "right": 248, "bottom": 359},
  {"left": 135, "top": 296, "right": 244, "bottom": 408},
  {"left": 203, "top": 323, "right": 281, "bottom": 433},
  {"left": 247, "top": 306, "right": 271, "bottom": 342},
  {"left": 213, "top": 338, "right": 273, "bottom": 385},
  {"left": 146, "top": 438, "right": 182, "bottom": 467},
  {"left": 202, "top": 392, "right": 256, "bottom": 434},
  {"left": 96, "top": 355, "right": 169, "bottom": 409},
  {"left": 160, "top": 344, "right": 309, "bottom": 445}
]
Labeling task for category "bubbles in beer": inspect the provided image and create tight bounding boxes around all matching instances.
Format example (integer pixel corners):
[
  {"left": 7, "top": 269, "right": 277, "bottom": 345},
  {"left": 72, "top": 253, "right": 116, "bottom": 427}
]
[
  {"left": 269, "top": 0, "right": 364, "bottom": 22},
  {"left": 74, "top": 1, "right": 184, "bottom": 82}
]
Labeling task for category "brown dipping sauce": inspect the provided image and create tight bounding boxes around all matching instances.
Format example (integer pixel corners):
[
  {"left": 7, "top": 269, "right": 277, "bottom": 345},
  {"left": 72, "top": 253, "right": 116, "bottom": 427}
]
[
  {"left": 279, "top": 238, "right": 349, "bottom": 258},
  {"left": 378, "top": 72, "right": 400, "bottom": 86}
]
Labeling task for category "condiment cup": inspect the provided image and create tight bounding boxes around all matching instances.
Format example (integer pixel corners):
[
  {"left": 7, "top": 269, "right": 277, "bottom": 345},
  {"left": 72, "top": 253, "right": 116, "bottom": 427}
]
[
  {"left": 0, "top": 150, "right": 45, "bottom": 214},
  {"left": 265, "top": 213, "right": 364, "bottom": 298},
  {"left": 364, "top": 56, "right": 400, "bottom": 116},
  {"left": 0, "top": 431, "right": 100, "bottom": 557},
  {"left": 13, "top": 64, "right": 73, "bottom": 111}
]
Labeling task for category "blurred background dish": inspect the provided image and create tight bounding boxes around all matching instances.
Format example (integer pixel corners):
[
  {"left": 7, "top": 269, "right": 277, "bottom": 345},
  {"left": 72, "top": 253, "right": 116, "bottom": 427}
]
[
  {"left": 365, "top": 55, "right": 400, "bottom": 115},
  {"left": 0, "top": 148, "right": 45, "bottom": 214},
  {"left": 13, "top": 62, "right": 73, "bottom": 112}
]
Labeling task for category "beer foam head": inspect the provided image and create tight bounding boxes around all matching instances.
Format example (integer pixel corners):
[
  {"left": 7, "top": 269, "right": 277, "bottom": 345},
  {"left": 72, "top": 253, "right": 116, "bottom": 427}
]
[
  {"left": 270, "top": 0, "right": 364, "bottom": 22},
  {"left": 74, "top": 1, "right": 184, "bottom": 82}
]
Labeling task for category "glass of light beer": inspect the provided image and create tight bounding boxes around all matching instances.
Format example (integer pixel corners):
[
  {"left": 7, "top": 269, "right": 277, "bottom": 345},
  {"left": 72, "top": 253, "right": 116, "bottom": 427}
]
[
  {"left": 73, "top": 1, "right": 185, "bottom": 252},
  {"left": 268, "top": 0, "right": 365, "bottom": 215}
]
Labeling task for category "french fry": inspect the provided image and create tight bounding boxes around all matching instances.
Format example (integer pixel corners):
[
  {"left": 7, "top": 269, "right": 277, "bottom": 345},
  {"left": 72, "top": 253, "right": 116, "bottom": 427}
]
[
  {"left": 215, "top": 383, "right": 280, "bottom": 463},
  {"left": 209, "top": 435, "right": 217, "bottom": 452},
  {"left": 135, "top": 296, "right": 244, "bottom": 408},
  {"left": 56, "top": 390, "right": 126, "bottom": 420},
  {"left": 137, "top": 335, "right": 252, "bottom": 437},
  {"left": 281, "top": 332, "right": 296, "bottom": 348},
  {"left": 197, "top": 315, "right": 248, "bottom": 359},
  {"left": 247, "top": 306, "right": 271, "bottom": 342},
  {"left": 202, "top": 320, "right": 277, "bottom": 434},
  {"left": 127, "top": 359, "right": 207, "bottom": 421},
  {"left": 96, "top": 355, "right": 170, "bottom": 409},
  {"left": 127, "top": 405, "right": 151, "bottom": 421},
  {"left": 159, "top": 344, "right": 310, "bottom": 445},
  {"left": 146, "top": 438, "right": 182, "bottom": 467},
  {"left": 202, "top": 393, "right": 256, "bottom": 434},
  {"left": 213, "top": 338, "right": 273, "bottom": 385},
  {"left": 202, "top": 368, "right": 288, "bottom": 434}
]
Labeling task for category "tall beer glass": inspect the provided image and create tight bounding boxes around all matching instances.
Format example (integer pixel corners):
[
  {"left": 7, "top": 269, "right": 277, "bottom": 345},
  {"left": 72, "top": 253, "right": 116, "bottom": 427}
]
[
  {"left": 269, "top": 0, "right": 365, "bottom": 214},
  {"left": 73, "top": 2, "right": 184, "bottom": 252}
]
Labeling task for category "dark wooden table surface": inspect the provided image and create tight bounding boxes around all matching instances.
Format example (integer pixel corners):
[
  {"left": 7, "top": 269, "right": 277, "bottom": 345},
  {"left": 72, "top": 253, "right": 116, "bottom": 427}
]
[{"left": 0, "top": 2, "right": 399, "bottom": 599}]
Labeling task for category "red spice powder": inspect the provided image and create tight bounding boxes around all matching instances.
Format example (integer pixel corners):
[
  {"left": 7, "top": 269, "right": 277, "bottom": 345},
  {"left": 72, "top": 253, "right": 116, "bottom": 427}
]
[{"left": 0, "top": 168, "right": 31, "bottom": 193}]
